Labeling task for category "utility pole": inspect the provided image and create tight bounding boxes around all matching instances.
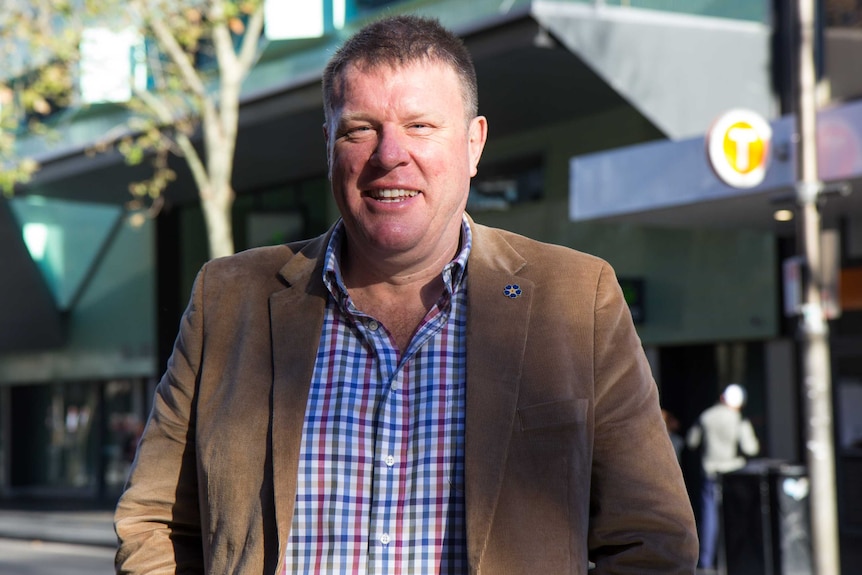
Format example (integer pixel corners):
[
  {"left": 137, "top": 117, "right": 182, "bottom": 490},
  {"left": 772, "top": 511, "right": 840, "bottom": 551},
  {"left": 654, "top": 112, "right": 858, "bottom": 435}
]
[{"left": 795, "top": 0, "right": 841, "bottom": 572}]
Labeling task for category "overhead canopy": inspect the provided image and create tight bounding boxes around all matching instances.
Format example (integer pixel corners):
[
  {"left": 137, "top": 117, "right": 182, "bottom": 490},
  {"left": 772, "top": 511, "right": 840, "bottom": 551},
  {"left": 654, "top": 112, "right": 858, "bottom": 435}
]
[
  {"left": 0, "top": 200, "right": 64, "bottom": 352},
  {"left": 570, "top": 99, "right": 862, "bottom": 236},
  {"left": 19, "top": 0, "right": 774, "bottom": 206},
  {"left": 531, "top": 0, "right": 775, "bottom": 139}
]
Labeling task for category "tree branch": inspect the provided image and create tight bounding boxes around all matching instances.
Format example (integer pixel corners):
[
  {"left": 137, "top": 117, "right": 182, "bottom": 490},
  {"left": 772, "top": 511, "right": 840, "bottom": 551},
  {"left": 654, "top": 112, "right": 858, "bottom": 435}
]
[
  {"left": 131, "top": 0, "right": 208, "bottom": 100},
  {"left": 237, "top": 4, "right": 265, "bottom": 76},
  {"left": 135, "top": 87, "right": 211, "bottom": 193},
  {"left": 208, "top": 0, "right": 237, "bottom": 81}
]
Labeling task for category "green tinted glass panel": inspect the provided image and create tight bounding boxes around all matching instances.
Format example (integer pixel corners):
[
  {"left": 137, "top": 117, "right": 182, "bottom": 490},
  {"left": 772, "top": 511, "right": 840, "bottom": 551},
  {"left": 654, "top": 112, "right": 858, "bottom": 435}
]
[{"left": 8, "top": 196, "right": 122, "bottom": 310}]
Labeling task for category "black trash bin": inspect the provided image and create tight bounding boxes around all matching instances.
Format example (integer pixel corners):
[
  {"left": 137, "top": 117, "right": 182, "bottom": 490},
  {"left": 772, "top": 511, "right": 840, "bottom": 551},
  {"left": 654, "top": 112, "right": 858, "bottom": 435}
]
[{"left": 719, "top": 459, "right": 813, "bottom": 575}]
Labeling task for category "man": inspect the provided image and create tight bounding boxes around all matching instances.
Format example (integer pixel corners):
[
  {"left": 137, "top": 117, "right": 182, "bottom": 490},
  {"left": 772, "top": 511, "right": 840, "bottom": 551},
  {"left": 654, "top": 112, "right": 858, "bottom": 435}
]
[
  {"left": 686, "top": 383, "right": 760, "bottom": 571},
  {"left": 115, "top": 15, "right": 697, "bottom": 574}
]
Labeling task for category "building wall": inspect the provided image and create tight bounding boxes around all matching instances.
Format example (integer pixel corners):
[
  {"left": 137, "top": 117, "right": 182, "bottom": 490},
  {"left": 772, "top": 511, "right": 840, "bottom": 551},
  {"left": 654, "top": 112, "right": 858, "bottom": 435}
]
[
  {"left": 473, "top": 105, "right": 779, "bottom": 346},
  {"left": 0, "top": 214, "right": 156, "bottom": 499},
  {"left": 0, "top": 214, "right": 157, "bottom": 383}
]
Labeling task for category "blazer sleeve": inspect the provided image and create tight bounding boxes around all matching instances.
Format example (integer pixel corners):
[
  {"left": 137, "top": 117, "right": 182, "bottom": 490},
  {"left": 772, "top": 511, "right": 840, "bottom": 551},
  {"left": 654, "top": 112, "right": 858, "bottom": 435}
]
[
  {"left": 114, "top": 267, "right": 207, "bottom": 574},
  {"left": 587, "top": 263, "right": 699, "bottom": 573}
]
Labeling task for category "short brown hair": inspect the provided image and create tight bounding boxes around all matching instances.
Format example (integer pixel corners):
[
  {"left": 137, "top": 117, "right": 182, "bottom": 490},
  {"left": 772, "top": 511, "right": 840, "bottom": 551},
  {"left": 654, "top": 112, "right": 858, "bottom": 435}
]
[{"left": 322, "top": 15, "right": 478, "bottom": 123}]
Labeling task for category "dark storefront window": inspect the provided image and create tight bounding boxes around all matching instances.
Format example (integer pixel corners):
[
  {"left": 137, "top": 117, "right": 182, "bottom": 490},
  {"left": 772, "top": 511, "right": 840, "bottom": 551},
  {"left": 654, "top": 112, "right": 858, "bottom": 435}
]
[
  {"left": 826, "top": 0, "right": 862, "bottom": 27},
  {"left": 104, "top": 379, "right": 147, "bottom": 494},
  {"left": 9, "top": 382, "right": 98, "bottom": 492},
  {"left": 467, "top": 156, "right": 544, "bottom": 212},
  {"left": 2, "top": 378, "right": 147, "bottom": 500}
]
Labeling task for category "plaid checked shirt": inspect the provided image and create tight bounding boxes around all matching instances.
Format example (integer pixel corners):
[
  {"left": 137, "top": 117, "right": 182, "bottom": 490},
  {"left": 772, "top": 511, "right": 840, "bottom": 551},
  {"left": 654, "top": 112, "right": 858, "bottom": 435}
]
[{"left": 283, "top": 218, "right": 471, "bottom": 574}]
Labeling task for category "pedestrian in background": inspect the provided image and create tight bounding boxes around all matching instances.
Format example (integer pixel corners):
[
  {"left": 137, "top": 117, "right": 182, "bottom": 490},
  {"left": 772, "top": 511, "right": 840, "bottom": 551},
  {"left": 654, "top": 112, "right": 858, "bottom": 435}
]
[
  {"left": 687, "top": 383, "right": 760, "bottom": 572},
  {"left": 114, "top": 14, "right": 697, "bottom": 574},
  {"left": 663, "top": 408, "right": 685, "bottom": 462}
]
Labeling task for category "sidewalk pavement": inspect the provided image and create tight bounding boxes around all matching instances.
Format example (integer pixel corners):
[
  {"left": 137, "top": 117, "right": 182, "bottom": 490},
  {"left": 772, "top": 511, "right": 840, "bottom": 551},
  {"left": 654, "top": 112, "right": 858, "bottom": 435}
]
[
  {"left": 0, "top": 507, "right": 116, "bottom": 548},
  {"left": 0, "top": 509, "right": 738, "bottom": 573}
]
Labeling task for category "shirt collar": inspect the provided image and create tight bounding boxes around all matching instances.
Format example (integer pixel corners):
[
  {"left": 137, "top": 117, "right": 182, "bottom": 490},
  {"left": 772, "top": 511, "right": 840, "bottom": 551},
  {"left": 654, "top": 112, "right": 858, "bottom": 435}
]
[{"left": 323, "top": 215, "right": 472, "bottom": 309}]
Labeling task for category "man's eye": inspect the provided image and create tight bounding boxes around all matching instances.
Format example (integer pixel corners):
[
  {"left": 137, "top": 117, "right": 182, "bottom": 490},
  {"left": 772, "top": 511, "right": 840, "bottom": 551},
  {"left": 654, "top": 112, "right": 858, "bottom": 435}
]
[
  {"left": 343, "top": 126, "right": 372, "bottom": 138},
  {"left": 337, "top": 128, "right": 373, "bottom": 143}
]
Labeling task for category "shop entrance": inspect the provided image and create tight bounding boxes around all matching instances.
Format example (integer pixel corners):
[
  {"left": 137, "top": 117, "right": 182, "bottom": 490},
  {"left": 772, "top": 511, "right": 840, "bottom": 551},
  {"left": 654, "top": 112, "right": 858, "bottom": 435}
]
[{"left": 2, "top": 378, "right": 148, "bottom": 504}]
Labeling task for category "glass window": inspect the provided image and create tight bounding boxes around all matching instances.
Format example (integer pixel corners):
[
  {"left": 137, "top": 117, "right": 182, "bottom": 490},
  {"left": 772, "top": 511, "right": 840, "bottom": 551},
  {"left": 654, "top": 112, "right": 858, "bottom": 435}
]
[
  {"left": 103, "top": 378, "right": 147, "bottom": 492},
  {"left": 79, "top": 26, "right": 147, "bottom": 104},
  {"left": 6, "top": 378, "right": 147, "bottom": 497},
  {"left": 9, "top": 382, "right": 98, "bottom": 491},
  {"left": 468, "top": 156, "right": 544, "bottom": 212},
  {"left": 8, "top": 196, "right": 123, "bottom": 310},
  {"left": 826, "top": 0, "right": 862, "bottom": 27}
]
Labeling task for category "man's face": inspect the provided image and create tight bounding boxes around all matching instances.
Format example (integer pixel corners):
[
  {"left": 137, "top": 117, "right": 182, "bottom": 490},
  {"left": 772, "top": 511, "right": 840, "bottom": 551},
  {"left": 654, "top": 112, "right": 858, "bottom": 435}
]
[{"left": 325, "top": 60, "right": 487, "bottom": 267}]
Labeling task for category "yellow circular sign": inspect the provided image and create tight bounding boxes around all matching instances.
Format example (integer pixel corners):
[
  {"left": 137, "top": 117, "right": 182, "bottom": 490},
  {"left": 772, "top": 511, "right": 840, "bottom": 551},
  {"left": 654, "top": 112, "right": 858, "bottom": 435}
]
[{"left": 707, "top": 109, "right": 772, "bottom": 188}]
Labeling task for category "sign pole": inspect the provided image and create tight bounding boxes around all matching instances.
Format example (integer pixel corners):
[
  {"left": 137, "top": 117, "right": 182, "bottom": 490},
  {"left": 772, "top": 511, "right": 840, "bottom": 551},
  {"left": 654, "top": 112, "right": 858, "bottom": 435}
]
[{"left": 795, "top": 0, "right": 841, "bottom": 572}]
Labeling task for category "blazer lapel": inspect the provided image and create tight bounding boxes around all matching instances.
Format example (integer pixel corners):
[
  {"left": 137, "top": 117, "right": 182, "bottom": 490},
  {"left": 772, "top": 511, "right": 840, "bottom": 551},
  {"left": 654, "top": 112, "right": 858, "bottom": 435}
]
[
  {"left": 269, "top": 235, "right": 329, "bottom": 557},
  {"left": 464, "top": 222, "right": 533, "bottom": 569}
]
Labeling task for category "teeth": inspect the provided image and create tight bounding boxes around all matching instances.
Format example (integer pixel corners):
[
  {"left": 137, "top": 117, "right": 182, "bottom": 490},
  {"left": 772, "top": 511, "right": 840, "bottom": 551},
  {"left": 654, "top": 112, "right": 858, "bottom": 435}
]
[{"left": 369, "top": 189, "right": 419, "bottom": 202}]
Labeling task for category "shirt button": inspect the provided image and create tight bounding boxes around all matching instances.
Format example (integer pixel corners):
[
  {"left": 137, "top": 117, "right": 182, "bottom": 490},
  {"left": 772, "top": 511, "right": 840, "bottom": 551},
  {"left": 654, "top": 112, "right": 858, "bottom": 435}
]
[
  {"left": 367, "top": 320, "right": 380, "bottom": 331},
  {"left": 380, "top": 533, "right": 391, "bottom": 545},
  {"left": 391, "top": 382, "right": 399, "bottom": 391},
  {"left": 384, "top": 455, "right": 395, "bottom": 467}
]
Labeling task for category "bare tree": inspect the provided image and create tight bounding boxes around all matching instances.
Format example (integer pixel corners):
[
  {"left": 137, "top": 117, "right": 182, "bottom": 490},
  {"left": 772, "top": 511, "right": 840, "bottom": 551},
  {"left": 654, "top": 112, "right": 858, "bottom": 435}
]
[{"left": 1, "top": 0, "right": 266, "bottom": 258}]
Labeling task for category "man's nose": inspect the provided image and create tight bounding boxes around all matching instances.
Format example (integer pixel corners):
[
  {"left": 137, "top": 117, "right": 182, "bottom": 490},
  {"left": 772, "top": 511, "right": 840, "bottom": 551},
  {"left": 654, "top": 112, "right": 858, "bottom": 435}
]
[{"left": 371, "top": 125, "right": 410, "bottom": 169}]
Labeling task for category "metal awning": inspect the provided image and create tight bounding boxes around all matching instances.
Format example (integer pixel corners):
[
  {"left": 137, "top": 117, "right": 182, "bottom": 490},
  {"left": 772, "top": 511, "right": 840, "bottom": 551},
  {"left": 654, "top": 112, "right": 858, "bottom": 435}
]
[{"left": 570, "top": 98, "right": 862, "bottom": 236}]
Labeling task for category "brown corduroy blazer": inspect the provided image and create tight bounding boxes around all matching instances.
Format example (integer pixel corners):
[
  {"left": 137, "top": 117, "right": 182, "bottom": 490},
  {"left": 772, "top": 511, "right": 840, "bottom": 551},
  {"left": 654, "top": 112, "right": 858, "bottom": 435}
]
[{"left": 115, "top": 219, "right": 698, "bottom": 574}]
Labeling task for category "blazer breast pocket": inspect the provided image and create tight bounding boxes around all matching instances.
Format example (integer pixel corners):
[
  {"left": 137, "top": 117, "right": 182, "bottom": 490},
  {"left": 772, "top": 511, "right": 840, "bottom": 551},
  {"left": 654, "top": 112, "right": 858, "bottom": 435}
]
[
  {"left": 517, "top": 399, "right": 590, "bottom": 470},
  {"left": 517, "top": 398, "right": 588, "bottom": 433}
]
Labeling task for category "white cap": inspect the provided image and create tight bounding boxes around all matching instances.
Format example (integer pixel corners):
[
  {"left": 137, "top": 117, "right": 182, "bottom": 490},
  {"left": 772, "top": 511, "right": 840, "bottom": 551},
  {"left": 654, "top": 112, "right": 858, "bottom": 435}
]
[{"left": 722, "top": 384, "right": 746, "bottom": 409}]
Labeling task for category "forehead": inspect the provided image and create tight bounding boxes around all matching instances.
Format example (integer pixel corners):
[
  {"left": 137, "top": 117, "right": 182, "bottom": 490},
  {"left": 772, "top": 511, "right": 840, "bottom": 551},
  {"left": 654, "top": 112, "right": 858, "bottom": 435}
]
[{"left": 334, "top": 59, "right": 464, "bottom": 105}]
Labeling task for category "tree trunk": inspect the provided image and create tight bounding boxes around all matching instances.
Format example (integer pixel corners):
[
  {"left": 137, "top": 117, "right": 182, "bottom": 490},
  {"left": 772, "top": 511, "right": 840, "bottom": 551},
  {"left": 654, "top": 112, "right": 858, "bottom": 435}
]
[{"left": 201, "top": 183, "right": 235, "bottom": 259}]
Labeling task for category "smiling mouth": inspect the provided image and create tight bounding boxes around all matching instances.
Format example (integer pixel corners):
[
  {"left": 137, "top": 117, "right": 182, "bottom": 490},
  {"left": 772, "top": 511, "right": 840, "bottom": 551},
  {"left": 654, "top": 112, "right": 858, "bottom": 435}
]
[{"left": 367, "top": 189, "right": 419, "bottom": 203}]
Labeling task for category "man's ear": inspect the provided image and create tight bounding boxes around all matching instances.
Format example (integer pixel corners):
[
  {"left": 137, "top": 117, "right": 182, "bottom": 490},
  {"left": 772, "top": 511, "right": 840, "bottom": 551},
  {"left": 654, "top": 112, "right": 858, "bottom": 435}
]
[{"left": 468, "top": 115, "right": 488, "bottom": 177}]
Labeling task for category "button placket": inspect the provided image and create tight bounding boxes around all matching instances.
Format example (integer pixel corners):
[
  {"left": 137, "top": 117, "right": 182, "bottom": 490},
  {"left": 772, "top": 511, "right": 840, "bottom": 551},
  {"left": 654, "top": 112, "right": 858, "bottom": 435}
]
[{"left": 369, "top": 367, "right": 404, "bottom": 569}]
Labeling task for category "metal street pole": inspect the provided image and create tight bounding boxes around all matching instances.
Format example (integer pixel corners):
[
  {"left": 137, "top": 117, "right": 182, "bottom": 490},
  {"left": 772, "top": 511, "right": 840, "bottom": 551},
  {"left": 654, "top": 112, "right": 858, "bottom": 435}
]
[{"left": 795, "top": 0, "right": 841, "bottom": 573}]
